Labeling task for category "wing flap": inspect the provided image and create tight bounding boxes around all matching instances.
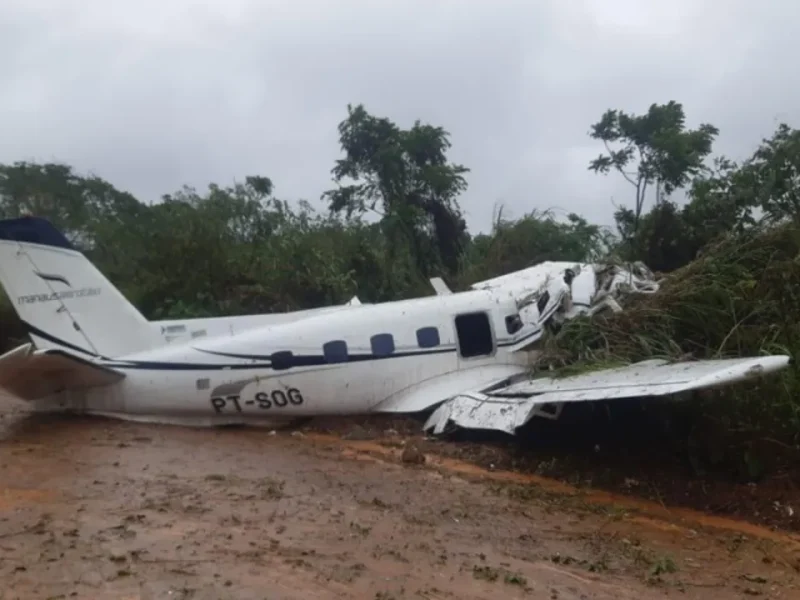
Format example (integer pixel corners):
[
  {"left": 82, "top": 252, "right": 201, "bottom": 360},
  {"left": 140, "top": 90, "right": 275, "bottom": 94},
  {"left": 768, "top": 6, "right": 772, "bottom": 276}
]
[
  {"left": 0, "top": 344, "right": 125, "bottom": 401},
  {"left": 424, "top": 356, "right": 791, "bottom": 435},
  {"left": 372, "top": 365, "right": 526, "bottom": 414}
]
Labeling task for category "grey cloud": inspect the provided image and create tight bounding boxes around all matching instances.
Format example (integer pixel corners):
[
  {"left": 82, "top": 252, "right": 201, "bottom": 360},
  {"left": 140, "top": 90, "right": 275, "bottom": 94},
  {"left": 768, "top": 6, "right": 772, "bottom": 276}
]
[{"left": 1, "top": 0, "right": 799, "bottom": 233}]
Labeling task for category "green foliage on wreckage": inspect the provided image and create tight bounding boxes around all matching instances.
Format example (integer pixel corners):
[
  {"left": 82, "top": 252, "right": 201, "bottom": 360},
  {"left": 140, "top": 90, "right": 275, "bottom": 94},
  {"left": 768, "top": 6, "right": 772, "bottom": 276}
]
[{"left": 537, "top": 224, "right": 800, "bottom": 459}]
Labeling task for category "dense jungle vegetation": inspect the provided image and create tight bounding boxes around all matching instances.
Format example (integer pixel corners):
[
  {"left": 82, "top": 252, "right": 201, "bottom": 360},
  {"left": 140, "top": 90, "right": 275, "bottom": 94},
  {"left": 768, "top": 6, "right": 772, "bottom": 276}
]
[{"left": 2, "top": 101, "right": 800, "bottom": 476}]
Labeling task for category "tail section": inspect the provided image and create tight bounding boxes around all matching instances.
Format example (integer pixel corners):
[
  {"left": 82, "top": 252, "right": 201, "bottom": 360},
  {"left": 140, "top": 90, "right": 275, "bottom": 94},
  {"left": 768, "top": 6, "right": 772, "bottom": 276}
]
[
  {"left": 0, "top": 216, "right": 162, "bottom": 358},
  {"left": 0, "top": 342, "right": 125, "bottom": 402}
]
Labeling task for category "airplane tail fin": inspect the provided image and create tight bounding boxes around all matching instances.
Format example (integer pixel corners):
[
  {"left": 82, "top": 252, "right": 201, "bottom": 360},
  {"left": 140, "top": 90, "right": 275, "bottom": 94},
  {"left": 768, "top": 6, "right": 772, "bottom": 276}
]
[{"left": 0, "top": 216, "right": 162, "bottom": 359}]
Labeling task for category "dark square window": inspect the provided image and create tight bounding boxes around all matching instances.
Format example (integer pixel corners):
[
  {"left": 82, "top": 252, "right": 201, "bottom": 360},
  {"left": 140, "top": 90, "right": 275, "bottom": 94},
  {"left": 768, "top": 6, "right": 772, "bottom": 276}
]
[
  {"left": 323, "top": 340, "right": 348, "bottom": 363},
  {"left": 370, "top": 333, "right": 395, "bottom": 356},
  {"left": 416, "top": 327, "right": 440, "bottom": 348},
  {"left": 270, "top": 350, "right": 294, "bottom": 370},
  {"left": 505, "top": 314, "right": 523, "bottom": 334},
  {"left": 455, "top": 312, "right": 494, "bottom": 358}
]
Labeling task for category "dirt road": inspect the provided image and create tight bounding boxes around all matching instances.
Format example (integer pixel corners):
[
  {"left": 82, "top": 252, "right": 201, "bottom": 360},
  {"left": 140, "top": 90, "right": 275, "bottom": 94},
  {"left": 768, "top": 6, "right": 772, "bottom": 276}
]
[{"left": 1, "top": 400, "right": 798, "bottom": 599}]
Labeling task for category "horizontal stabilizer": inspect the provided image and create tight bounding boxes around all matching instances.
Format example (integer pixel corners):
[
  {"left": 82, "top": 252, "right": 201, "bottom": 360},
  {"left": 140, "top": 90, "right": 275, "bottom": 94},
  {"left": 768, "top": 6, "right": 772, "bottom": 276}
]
[
  {"left": 0, "top": 343, "right": 125, "bottom": 402},
  {"left": 424, "top": 355, "right": 791, "bottom": 435}
]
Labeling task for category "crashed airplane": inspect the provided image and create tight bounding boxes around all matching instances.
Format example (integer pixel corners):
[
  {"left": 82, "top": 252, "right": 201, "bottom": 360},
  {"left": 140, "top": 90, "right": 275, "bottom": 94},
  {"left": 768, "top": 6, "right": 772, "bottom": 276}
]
[{"left": 0, "top": 216, "right": 791, "bottom": 435}]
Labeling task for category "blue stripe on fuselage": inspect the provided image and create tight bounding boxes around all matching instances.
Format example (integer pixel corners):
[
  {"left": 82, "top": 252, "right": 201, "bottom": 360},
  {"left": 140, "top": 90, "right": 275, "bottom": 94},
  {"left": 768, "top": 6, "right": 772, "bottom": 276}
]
[{"left": 22, "top": 322, "right": 543, "bottom": 371}]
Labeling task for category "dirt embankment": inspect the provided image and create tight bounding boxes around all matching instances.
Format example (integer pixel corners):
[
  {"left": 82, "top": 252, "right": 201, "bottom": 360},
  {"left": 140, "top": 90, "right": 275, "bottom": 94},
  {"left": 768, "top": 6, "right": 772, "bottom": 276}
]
[
  {"left": 0, "top": 400, "right": 799, "bottom": 599},
  {"left": 307, "top": 413, "right": 800, "bottom": 533}
]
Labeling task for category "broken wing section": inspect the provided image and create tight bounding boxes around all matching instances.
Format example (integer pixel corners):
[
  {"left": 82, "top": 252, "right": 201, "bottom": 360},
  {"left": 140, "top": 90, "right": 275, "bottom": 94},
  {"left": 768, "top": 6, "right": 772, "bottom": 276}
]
[
  {"left": 424, "top": 356, "right": 791, "bottom": 435},
  {"left": 0, "top": 342, "right": 125, "bottom": 402}
]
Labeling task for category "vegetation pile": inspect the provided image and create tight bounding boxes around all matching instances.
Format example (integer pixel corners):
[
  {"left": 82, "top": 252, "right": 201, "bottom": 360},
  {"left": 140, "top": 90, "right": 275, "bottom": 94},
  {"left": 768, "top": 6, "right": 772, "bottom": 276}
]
[
  {"left": 537, "top": 222, "right": 800, "bottom": 472},
  {"left": 544, "top": 223, "right": 800, "bottom": 367}
]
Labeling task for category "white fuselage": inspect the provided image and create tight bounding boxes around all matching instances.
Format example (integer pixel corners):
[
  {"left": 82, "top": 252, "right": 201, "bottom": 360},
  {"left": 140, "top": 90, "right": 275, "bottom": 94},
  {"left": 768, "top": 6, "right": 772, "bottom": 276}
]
[
  {"left": 52, "top": 288, "right": 536, "bottom": 424},
  {"left": 151, "top": 302, "right": 367, "bottom": 344}
]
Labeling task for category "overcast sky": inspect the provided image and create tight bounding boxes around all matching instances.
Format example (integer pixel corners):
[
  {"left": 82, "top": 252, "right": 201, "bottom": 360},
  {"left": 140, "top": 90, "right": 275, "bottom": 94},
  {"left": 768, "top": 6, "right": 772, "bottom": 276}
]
[{"left": 1, "top": 0, "right": 798, "bottom": 233}]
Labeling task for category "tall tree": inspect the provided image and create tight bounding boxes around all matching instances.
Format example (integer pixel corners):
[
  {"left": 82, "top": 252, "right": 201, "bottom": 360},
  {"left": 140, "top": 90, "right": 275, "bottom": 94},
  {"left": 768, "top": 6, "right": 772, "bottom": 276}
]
[
  {"left": 708, "top": 123, "right": 800, "bottom": 225},
  {"left": 323, "top": 104, "right": 470, "bottom": 292},
  {"left": 587, "top": 101, "right": 719, "bottom": 242},
  {"left": 678, "top": 123, "right": 800, "bottom": 247}
]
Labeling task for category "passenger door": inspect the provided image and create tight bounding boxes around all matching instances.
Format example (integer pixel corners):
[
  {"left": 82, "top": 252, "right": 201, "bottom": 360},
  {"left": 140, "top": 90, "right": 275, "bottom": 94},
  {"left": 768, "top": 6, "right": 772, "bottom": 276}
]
[{"left": 453, "top": 311, "right": 497, "bottom": 369}]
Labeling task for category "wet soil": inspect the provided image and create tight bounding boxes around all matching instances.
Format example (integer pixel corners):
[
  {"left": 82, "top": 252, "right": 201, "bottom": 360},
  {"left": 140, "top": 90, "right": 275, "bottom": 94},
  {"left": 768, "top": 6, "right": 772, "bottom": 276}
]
[
  {"left": 305, "top": 408, "right": 800, "bottom": 534},
  {"left": 1, "top": 399, "right": 799, "bottom": 599}
]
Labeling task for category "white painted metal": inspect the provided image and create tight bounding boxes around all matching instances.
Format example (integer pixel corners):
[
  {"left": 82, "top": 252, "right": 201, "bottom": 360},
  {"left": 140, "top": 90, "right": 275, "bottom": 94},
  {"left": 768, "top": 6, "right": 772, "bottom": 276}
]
[
  {"left": 0, "top": 216, "right": 791, "bottom": 436},
  {"left": 429, "top": 277, "right": 452, "bottom": 296},
  {"left": 151, "top": 297, "right": 367, "bottom": 344},
  {"left": 493, "top": 356, "right": 791, "bottom": 399},
  {"left": 423, "top": 356, "right": 791, "bottom": 435}
]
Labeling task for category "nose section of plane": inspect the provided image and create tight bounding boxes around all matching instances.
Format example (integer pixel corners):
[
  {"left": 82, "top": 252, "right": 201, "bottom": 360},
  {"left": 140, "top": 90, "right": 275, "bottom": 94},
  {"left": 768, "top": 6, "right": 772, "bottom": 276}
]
[{"left": 506, "top": 262, "right": 664, "bottom": 348}]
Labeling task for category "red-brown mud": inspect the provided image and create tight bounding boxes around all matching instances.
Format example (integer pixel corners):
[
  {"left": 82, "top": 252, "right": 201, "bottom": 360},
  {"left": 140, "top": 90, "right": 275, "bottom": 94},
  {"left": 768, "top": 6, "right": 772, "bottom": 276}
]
[
  {"left": 1, "top": 399, "right": 798, "bottom": 599},
  {"left": 308, "top": 411, "right": 800, "bottom": 534}
]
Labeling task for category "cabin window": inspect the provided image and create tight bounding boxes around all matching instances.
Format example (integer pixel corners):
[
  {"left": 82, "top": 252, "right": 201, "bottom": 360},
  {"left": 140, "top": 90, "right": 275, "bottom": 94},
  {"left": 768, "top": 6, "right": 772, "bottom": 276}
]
[
  {"left": 270, "top": 350, "right": 294, "bottom": 370},
  {"left": 416, "top": 327, "right": 440, "bottom": 349},
  {"left": 455, "top": 311, "right": 494, "bottom": 358},
  {"left": 323, "top": 340, "right": 348, "bottom": 363},
  {"left": 370, "top": 333, "right": 395, "bottom": 357},
  {"left": 505, "top": 314, "right": 523, "bottom": 335}
]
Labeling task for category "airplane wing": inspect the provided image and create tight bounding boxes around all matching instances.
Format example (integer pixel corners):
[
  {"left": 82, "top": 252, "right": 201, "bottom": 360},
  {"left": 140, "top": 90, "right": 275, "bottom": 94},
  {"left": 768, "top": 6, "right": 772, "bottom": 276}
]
[
  {"left": 0, "top": 342, "right": 125, "bottom": 402},
  {"left": 423, "top": 355, "right": 791, "bottom": 435}
]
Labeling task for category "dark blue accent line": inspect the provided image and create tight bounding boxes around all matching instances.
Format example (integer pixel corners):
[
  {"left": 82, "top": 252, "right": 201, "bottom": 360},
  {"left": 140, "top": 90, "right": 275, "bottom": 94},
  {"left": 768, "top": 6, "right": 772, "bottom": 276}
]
[
  {"left": 110, "top": 346, "right": 458, "bottom": 371},
  {"left": 103, "top": 361, "right": 275, "bottom": 371},
  {"left": 41, "top": 349, "right": 124, "bottom": 377},
  {"left": 35, "top": 271, "right": 71, "bottom": 287},
  {"left": 23, "top": 321, "right": 104, "bottom": 359},
  {"left": 22, "top": 321, "right": 253, "bottom": 371},
  {"left": 23, "top": 322, "right": 272, "bottom": 370},
  {"left": 21, "top": 321, "right": 278, "bottom": 370},
  {"left": 196, "top": 346, "right": 456, "bottom": 363},
  {"left": 0, "top": 216, "right": 74, "bottom": 250}
]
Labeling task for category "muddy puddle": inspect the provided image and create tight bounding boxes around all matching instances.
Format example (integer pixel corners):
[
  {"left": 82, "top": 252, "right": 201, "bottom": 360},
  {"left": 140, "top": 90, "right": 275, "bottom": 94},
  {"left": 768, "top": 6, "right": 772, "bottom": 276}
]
[{"left": 1, "top": 398, "right": 799, "bottom": 599}]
